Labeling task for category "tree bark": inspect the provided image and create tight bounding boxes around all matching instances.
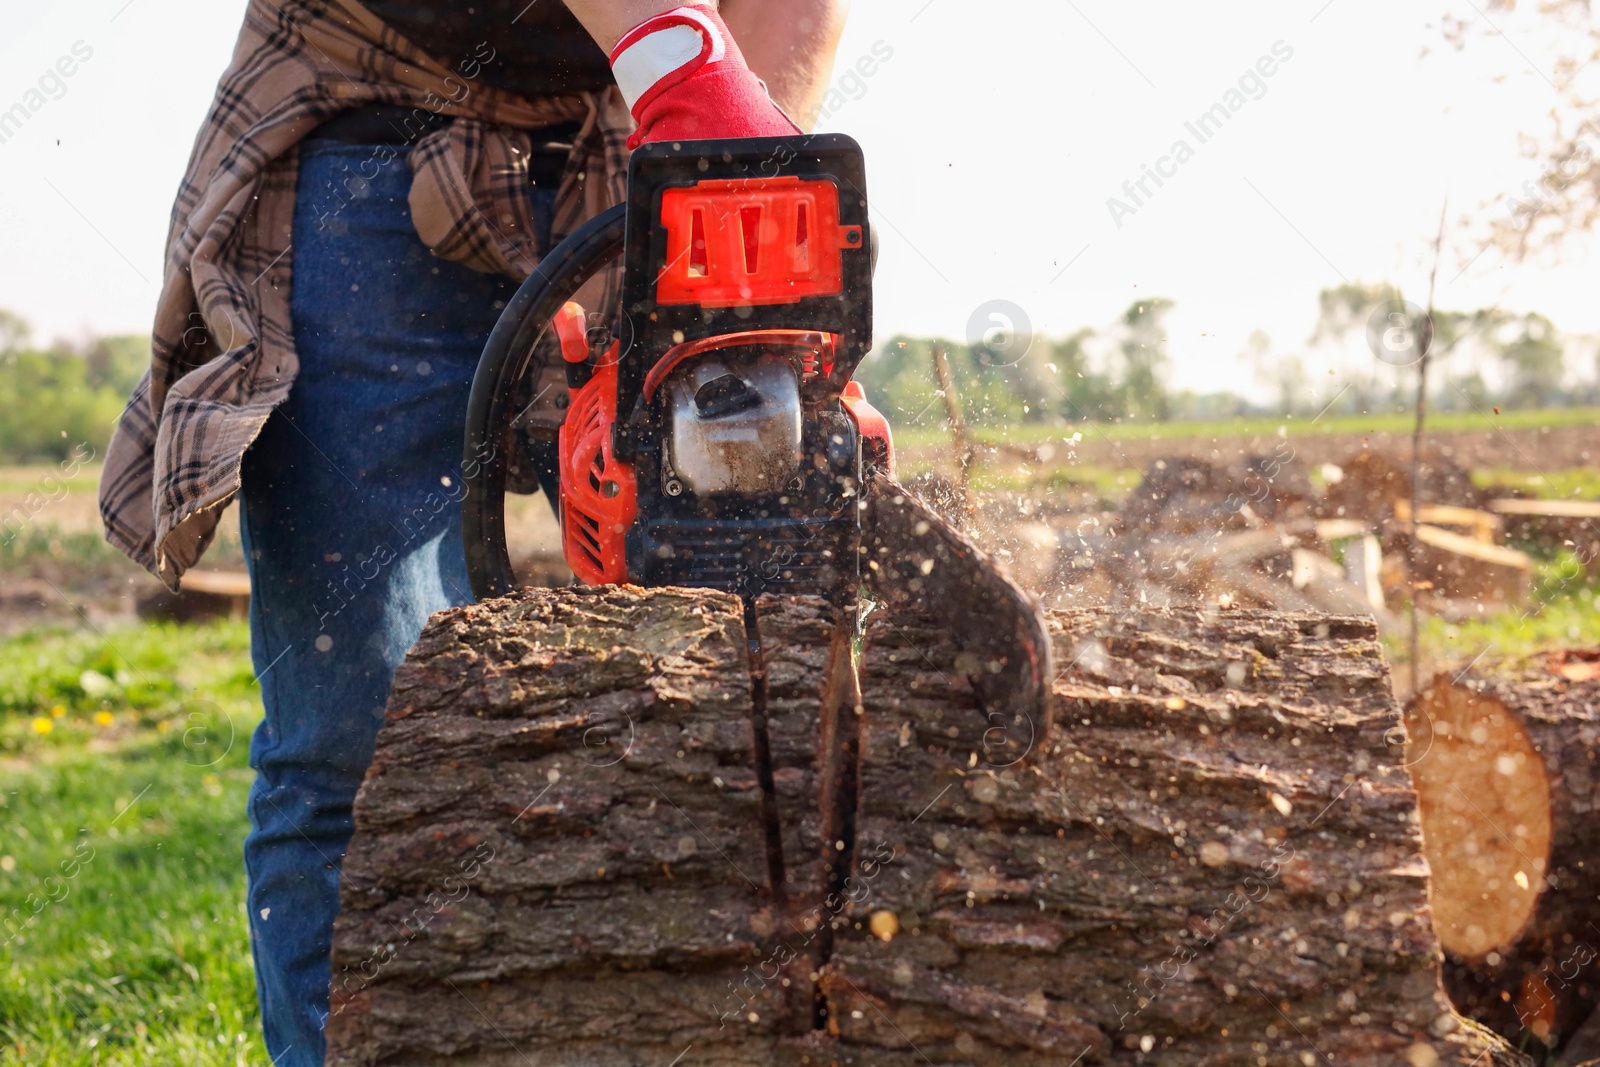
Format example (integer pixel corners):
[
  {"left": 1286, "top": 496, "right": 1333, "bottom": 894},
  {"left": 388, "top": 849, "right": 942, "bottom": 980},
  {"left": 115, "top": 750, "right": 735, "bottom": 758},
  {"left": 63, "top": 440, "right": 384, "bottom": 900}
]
[
  {"left": 830, "top": 606, "right": 1517, "bottom": 1065},
  {"left": 325, "top": 586, "right": 777, "bottom": 1065},
  {"left": 1406, "top": 663, "right": 1600, "bottom": 1050},
  {"left": 325, "top": 588, "right": 1527, "bottom": 1066}
]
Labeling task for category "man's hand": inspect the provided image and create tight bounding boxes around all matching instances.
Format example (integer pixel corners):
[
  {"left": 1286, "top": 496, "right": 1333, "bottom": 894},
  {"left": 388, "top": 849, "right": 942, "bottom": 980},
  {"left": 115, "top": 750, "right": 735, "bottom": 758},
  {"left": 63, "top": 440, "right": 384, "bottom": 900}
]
[
  {"left": 608, "top": 4, "right": 798, "bottom": 147},
  {"left": 563, "top": 1, "right": 847, "bottom": 146}
]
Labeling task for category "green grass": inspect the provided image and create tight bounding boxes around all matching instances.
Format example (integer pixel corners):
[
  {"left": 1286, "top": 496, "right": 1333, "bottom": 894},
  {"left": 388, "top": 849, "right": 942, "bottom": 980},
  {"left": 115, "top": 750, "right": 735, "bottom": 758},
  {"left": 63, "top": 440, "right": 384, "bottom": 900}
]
[
  {"left": 0, "top": 476, "right": 99, "bottom": 497},
  {"left": 0, "top": 526, "right": 126, "bottom": 574},
  {"left": 966, "top": 463, "right": 1143, "bottom": 501},
  {"left": 1472, "top": 466, "right": 1600, "bottom": 501},
  {"left": 0, "top": 620, "right": 264, "bottom": 1066},
  {"left": 891, "top": 403, "right": 1600, "bottom": 449},
  {"left": 0, "top": 521, "right": 243, "bottom": 573},
  {"left": 1387, "top": 551, "right": 1600, "bottom": 671},
  {"left": 892, "top": 446, "right": 1141, "bottom": 500},
  {"left": 1413, "top": 591, "right": 1600, "bottom": 668}
]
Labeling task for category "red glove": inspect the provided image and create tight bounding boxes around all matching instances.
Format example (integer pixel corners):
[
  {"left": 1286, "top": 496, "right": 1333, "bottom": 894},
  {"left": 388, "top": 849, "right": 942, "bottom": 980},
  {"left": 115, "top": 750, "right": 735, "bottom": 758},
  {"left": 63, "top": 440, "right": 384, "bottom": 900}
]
[{"left": 609, "top": 4, "right": 800, "bottom": 150}]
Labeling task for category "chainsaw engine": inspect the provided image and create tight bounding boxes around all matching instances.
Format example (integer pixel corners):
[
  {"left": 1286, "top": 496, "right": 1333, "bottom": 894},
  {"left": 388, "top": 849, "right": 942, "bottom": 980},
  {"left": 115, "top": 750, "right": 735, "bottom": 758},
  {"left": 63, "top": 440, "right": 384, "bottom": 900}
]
[
  {"left": 463, "top": 134, "right": 1052, "bottom": 765},
  {"left": 553, "top": 137, "right": 891, "bottom": 597}
]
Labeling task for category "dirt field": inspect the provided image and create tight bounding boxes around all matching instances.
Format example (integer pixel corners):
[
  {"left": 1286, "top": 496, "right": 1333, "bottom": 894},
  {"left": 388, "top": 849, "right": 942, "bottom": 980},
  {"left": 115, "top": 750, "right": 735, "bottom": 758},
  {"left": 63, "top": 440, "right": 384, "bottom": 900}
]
[
  {"left": 3, "top": 411, "right": 1594, "bottom": 639},
  {"left": 949, "top": 422, "right": 1600, "bottom": 476},
  {"left": 0, "top": 466, "right": 565, "bottom": 633}
]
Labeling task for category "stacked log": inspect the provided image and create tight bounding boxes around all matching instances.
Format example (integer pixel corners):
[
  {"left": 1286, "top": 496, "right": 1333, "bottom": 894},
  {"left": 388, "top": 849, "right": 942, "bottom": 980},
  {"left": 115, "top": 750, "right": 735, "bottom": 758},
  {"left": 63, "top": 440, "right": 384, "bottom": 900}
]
[
  {"left": 1119, "top": 452, "right": 1313, "bottom": 531},
  {"left": 1000, "top": 452, "right": 1390, "bottom": 618},
  {"left": 1405, "top": 662, "right": 1600, "bottom": 1051},
  {"left": 1407, "top": 525, "right": 1533, "bottom": 608},
  {"left": 135, "top": 568, "right": 251, "bottom": 623},
  {"left": 325, "top": 587, "right": 1528, "bottom": 1065},
  {"left": 1320, "top": 449, "right": 1485, "bottom": 524},
  {"left": 1487, "top": 497, "right": 1600, "bottom": 566}
]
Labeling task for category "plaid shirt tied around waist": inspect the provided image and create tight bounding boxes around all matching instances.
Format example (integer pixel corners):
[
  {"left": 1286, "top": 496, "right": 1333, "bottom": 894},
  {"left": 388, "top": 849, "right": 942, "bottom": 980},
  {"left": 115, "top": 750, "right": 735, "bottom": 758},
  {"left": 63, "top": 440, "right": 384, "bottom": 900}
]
[{"left": 98, "top": 0, "right": 631, "bottom": 589}]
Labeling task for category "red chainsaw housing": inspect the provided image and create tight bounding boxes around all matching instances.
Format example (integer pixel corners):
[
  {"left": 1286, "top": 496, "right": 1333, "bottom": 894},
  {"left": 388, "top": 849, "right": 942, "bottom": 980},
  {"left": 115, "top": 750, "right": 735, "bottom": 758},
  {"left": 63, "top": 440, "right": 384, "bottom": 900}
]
[
  {"left": 556, "top": 310, "right": 636, "bottom": 585},
  {"left": 557, "top": 144, "right": 885, "bottom": 591},
  {"left": 842, "top": 380, "right": 894, "bottom": 477},
  {"left": 654, "top": 176, "right": 861, "bottom": 308}
]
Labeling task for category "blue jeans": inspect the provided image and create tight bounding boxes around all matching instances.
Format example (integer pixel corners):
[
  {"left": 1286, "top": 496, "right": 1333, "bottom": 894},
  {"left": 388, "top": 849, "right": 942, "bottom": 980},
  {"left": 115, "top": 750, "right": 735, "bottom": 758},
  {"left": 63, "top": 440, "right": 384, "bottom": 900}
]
[{"left": 239, "top": 138, "right": 555, "bottom": 1066}]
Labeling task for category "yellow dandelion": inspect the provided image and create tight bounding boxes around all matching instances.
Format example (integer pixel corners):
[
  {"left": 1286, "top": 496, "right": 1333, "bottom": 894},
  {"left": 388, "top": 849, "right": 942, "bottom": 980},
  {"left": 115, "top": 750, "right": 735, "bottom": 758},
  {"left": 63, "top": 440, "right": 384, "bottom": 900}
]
[
  {"left": 32, "top": 718, "right": 53, "bottom": 735},
  {"left": 50, "top": 705, "right": 66, "bottom": 719},
  {"left": 94, "top": 711, "right": 114, "bottom": 727}
]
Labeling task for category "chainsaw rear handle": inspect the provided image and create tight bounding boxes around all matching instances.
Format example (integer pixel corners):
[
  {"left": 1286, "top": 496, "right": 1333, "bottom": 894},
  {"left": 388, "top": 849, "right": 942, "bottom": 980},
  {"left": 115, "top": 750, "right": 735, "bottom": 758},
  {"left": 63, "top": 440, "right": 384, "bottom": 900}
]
[{"left": 463, "top": 202, "right": 627, "bottom": 601}]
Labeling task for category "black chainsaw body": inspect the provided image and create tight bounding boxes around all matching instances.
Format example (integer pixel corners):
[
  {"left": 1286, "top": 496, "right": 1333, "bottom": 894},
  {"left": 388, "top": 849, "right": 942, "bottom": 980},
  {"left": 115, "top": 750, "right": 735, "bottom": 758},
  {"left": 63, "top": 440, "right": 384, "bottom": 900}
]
[{"left": 464, "top": 134, "right": 878, "bottom": 601}]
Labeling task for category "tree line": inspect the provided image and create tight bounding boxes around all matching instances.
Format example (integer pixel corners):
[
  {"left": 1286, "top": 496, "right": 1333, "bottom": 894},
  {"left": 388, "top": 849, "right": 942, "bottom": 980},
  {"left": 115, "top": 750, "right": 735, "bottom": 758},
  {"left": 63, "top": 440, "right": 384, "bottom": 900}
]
[
  {"left": 0, "top": 310, "right": 147, "bottom": 465},
  {"left": 854, "top": 285, "right": 1598, "bottom": 432},
  {"left": 0, "top": 288, "right": 1592, "bottom": 467}
]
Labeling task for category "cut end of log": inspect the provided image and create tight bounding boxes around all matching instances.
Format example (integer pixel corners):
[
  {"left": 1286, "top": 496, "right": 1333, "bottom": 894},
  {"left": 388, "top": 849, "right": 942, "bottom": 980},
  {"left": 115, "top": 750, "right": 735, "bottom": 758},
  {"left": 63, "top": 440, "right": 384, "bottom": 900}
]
[
  {"left": 1405, "top": 674, "right": 1551, "bottom": 960},
  {"left": 1413, "top": 661, "right": 1600, "bottom": 1051}
]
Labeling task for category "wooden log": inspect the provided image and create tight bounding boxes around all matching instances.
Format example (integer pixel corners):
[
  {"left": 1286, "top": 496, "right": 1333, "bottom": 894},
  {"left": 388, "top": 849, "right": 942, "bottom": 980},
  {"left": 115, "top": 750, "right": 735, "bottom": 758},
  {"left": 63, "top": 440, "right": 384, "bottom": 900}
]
[
  {"left": 1289, "top": 547, "right": 1386, "bottom": 618},
  {"left": 1405, "top": 665, "right": 1600, "bottom": 1051},
  {"left": 135, "top": 568, "right": 251, "bottom": 623},
  {"left": 1394, "top": 500, "right": 1505, "bottom": 545},
  {"left": 750, "top": 593, "right": 854, "bottom": 1025},
  {"left": 832, "top": 606, "right": 1517, "bottom": 1065},
  {"left": 325, "top": 588, "right": 1528, "bottom": 1066},
  {"left": 1314, "top": 518, "right": 1373, "bottom": 542},
  {"left": 1351, "top": 532, "right": 1388, "bottom": 614},
  {"left": 1128, "top": 529, "right": 1381, "bottom": 620},
  {"left": 1486, "top": 500, "right": 1600, "bottom": 520},
  {"left": 1120, "top": 454, "right": 1313, "bottom": 535},
  {"left": 325, "top": 586, "right": 780, "bottom": 1065},
  {"left": 1486, "top": 497, "right": 1600, "bottom": 563},
  {"left": 1320, "top": 449, "right": 1485, "bottom": 523},
  {"left": 1405, "top": 524, "right": 1533, "bottom": 607},
  {"left": 1310, "top": 523, "right": 1389, "bottom": 614}
]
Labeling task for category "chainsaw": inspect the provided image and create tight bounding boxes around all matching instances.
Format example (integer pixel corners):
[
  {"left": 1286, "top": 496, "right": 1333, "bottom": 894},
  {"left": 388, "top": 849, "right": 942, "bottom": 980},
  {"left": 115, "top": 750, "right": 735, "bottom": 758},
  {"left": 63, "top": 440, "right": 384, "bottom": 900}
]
[{"left": 461, "top": 133, "right": 1051, "bottom": 765}]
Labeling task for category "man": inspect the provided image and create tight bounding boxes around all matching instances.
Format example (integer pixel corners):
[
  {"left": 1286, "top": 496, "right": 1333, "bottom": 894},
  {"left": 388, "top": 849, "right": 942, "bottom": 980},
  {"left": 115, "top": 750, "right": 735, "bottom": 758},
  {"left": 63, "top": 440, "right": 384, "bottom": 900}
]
[{"left": 98, "top": 2, "right": 848, "bottom": 1062}]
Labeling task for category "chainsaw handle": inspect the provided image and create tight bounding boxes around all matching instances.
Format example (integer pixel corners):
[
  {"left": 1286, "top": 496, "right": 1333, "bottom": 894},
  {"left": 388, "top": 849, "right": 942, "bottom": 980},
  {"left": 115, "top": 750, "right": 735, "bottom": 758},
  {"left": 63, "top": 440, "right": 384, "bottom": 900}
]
[{"left": 463, "top": 202, "right": 627, "bottom": 601}]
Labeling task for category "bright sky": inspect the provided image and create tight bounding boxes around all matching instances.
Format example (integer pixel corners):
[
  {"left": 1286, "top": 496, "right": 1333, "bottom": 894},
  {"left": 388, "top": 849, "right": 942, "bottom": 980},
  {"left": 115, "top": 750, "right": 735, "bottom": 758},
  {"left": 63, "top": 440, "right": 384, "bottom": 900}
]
[{"left": 1, "top": 0, "right": 1593, "bottom": 398}]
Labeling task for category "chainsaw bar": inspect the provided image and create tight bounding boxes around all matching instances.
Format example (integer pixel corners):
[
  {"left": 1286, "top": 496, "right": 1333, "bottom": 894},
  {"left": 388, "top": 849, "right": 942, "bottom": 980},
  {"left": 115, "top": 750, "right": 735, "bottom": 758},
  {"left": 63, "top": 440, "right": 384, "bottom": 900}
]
[{"left": 859, "top": 470, "right": 1054, "bottom": 766}]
